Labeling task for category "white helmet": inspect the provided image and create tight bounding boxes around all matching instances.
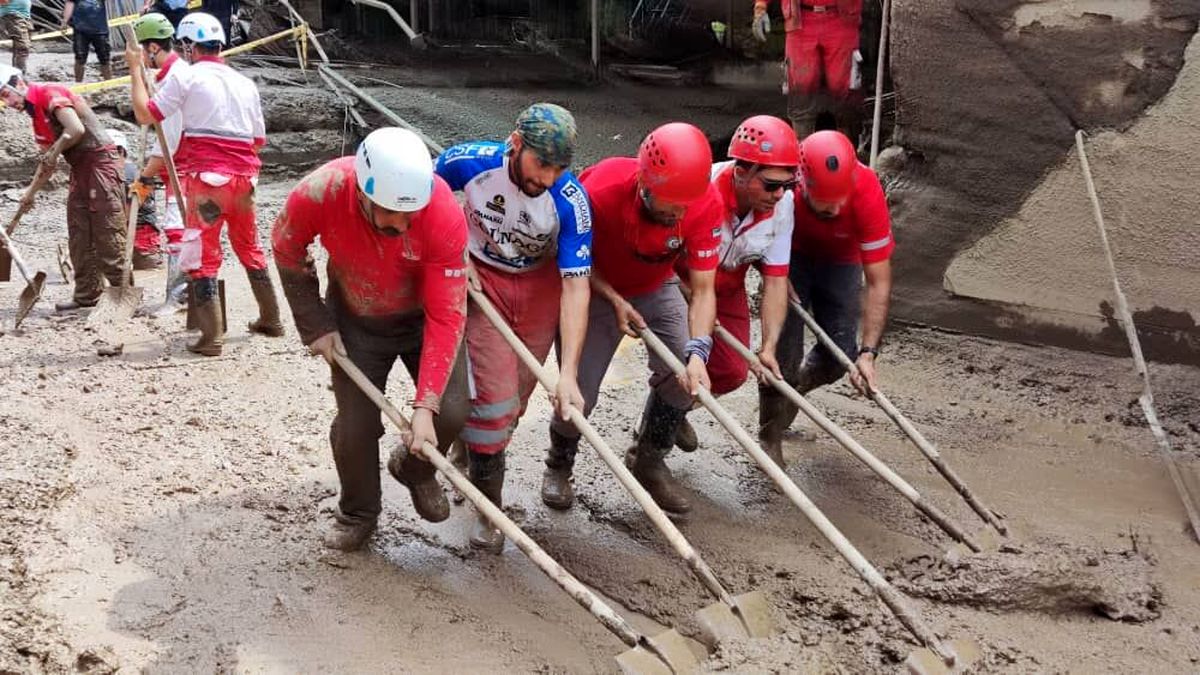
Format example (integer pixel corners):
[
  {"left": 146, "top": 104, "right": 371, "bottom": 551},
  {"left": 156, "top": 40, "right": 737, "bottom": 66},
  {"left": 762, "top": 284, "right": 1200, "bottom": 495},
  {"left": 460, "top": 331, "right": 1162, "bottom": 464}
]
[
  {"left": 108, "top": 129, "right": 129, "bottom": 154},
  {"left": 0, "top": 64, "right": 22, "bottom": 91},
  {"left": 355, "top": 128, "right": 433, "bottom": 213},
  {"left": 176, "top": 12, "right": 225, "bottom": 45}
]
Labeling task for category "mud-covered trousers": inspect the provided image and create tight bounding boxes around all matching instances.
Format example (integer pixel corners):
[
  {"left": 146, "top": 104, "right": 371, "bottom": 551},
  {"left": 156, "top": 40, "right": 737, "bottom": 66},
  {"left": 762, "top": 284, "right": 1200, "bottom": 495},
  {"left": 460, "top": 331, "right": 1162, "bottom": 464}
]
[
  {"left": 1, "top": 14, "right": 32, "bottom": 71},
  {"left": 785, "top": 11, "right": 860, "bottom": 135},
  {"left": 68, "top": 152, "right": 128, "bottom": 305},
  {"left": 328, "top": 292, "right": 471, "bottom": 527},
  {"left": 182, "top": 173, "right": 268, "bottom": 280},
  {"left": 549, "top": 279, "right": 693, "bottom": 441},
  {"left": 771, "top": 255, "right": 862, "bottom": 391},
  {"left": 462, "top": 261, "right": 562, "bottom": 456}
]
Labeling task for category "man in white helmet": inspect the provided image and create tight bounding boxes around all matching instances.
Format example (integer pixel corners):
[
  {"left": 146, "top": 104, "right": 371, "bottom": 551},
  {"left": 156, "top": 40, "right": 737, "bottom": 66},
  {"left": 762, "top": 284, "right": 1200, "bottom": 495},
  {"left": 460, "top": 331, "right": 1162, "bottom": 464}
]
[
  {"left": 125, "top": 11, "right": 282, "bottom": 355},
  {"left": 272, "top": 127, "right": 471, "bottom": 552},
  {"left": 109, "top": 128, "right": 163, "bottom": 270}
]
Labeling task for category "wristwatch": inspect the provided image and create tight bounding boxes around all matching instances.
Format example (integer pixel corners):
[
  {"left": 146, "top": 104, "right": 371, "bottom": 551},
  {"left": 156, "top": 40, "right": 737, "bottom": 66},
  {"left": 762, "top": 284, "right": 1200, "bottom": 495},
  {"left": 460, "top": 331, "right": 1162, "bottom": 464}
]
[{"left": 859, "top": 345, "right": 880, "bottom": 358}]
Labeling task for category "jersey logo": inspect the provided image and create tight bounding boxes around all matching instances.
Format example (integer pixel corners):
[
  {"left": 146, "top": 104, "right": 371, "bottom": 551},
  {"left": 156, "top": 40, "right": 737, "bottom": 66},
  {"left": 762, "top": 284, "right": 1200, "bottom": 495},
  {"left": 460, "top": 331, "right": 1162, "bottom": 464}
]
[
  {"left": 576, "top": 244, "right": 590, "bottom": 259},
  {"left": 486, "top": 194, "right": 506, "bottom": 215},
  {"left": 559, "top": 181, "right": 591, "bottom": 233},
  {"left": 666, "top": 237, "right": 682, "bottom": 250},
  {"left": 518, "top": 210, "right": 532, "bottom": 226}
]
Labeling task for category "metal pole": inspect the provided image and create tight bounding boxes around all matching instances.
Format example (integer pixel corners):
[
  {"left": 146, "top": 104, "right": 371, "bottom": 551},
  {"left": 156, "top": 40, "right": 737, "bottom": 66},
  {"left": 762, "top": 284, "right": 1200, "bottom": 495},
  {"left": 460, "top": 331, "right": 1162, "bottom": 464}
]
[
  {"left": 409, "top": 0, "right": 419, "bottom": 33},
  {"left": 317, "top": 65, "right": 446, "bottom": 155},
  {"left": 869, "top": 0, "right": 891, "bottom": 168}
]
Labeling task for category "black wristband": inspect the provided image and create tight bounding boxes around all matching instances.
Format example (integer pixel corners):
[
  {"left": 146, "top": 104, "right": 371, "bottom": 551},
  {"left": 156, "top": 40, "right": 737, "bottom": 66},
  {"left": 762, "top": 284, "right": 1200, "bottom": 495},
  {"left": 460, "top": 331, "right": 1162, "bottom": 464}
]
[{"left": 859, "top": 345, "right": 880, "bottom": 358}]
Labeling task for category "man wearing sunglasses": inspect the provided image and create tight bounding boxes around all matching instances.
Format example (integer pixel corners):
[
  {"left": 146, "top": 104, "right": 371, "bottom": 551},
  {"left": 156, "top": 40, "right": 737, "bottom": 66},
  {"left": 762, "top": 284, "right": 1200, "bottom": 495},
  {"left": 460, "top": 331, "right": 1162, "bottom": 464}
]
[
  {"left": 673, "top": 115, "right": 799, "bottom": 466},
  {"left": 540, "top": 122, "right": 722, "bottom": 515},
  {"left": 434, "top": 103, "right": 592, "bottom": 553},
  {"left": 759, "top": 129, "right": 894, "bottom": 463}
]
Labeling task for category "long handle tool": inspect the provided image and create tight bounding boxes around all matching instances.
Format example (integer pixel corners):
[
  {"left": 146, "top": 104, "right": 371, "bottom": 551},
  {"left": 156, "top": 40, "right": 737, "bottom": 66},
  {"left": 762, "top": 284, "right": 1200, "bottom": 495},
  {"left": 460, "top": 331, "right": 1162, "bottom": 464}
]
[
  {"left": 330, "top": 350, "right": 699, "bottom": 674},
  {"left": 89, "top": 125, "right": 149, "bottom": 325}
]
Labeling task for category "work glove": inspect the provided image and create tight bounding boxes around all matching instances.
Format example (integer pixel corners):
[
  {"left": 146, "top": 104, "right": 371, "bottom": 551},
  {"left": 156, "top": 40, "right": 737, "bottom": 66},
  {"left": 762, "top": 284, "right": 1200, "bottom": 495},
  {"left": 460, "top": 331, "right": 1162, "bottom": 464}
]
[
  {"left": 129, "top": 178, "right": 153, "bottom": 204},
  {"left": 752, "top": 2, "right": 771, "bottom": 42}
]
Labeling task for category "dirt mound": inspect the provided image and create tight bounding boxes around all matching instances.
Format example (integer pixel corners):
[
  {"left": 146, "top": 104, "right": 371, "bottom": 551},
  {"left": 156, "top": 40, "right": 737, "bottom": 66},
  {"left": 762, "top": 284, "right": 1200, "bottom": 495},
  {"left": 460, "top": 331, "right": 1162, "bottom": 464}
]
[{"left": 891, "top": 541, "right": 1162, "bottom": 622}]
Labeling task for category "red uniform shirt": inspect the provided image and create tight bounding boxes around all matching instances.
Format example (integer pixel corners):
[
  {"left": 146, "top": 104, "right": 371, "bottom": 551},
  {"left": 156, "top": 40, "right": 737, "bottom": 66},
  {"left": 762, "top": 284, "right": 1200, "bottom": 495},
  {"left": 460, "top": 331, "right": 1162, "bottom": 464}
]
[
  {"left": 582, "top": 157, "right": 721, "bottom": 298},
  {"left": 272, "top": 156, "right": 469, "bottom": 410},
  {"left": 24, "top": 83, "right": 77, "bottom": 150},
  {"left": 792, "top": 162, "right": 894, "bottom": 265}
]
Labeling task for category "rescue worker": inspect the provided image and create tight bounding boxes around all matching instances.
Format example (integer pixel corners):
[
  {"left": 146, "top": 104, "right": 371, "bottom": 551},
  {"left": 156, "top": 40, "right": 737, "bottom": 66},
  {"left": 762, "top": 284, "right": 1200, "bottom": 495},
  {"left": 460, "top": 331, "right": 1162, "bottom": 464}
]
[
  {"left": 140, "top": 0, "right": 189, "bottom": 29},
  {"left": 674, "top": 115, "right": 798, "bottom": 466},
  {"left": 126, "top": 12, "right": 283, "bottom": 356},
  {"left": 0, "top": 65, "right": 127, "bottom": 311},
  {"left": 759, "top": 129, "right": 894, "bottom": 460},
  {"left": 109, "top": 129, "right": 163, "bottom": 270},
  {"left": 752, "top": 0, "right": 863, "bottom": 137},
  {"left": 542, "top": 122, "right": 720, "bottom": 515},
  {"left": 129, "top": 12, "right": 188, "bottom": 314},
  {"left": 435, "top": 103, "right": 592, "bottom": 552},
  {"left": 272, "top": 127, "right": 471, "bottom": 552},
  {"left": 0, "top": 0, "right": 32, "bottom": 72},
  {"left": 200, "top": 0, "right": 236, "bottom": 46},
  {"left": 61, "top": 0, "right": 113, "bottom": 83}
]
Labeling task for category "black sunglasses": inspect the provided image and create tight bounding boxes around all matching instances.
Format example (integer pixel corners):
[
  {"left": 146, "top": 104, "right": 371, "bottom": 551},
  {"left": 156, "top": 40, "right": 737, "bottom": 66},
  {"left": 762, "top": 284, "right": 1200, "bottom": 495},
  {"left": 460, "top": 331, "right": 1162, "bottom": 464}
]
[{"left": 757, "top": 175, "right": 799, "bottom": 193}]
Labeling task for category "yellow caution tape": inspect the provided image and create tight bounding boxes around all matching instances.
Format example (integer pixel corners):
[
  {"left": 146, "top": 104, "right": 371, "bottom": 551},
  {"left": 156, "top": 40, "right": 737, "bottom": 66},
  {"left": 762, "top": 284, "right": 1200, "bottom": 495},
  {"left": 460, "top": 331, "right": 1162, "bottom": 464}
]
[{"left": 29, "top": 0, "right": 202, "bottom": 43}]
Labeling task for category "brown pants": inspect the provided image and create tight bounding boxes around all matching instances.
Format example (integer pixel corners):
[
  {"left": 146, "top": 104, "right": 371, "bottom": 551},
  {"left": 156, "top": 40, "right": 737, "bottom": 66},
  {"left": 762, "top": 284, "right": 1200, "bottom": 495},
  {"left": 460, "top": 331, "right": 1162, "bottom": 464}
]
[
  {"left": 1, "top": 15, "right": 31, "bottom": 72},
  {"left": 67, "top": 160, "right": 127, "bottom": 305},
  {"left": 329, "top": 301, "right": 470, "bottom": 526}
]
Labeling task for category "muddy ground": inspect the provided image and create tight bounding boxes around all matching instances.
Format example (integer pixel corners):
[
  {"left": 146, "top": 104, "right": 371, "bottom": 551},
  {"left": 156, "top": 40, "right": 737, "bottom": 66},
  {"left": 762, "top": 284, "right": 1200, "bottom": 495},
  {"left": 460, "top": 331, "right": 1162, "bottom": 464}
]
[{"left": 3, "top": 49, "right": 1200, "bottom": 673}]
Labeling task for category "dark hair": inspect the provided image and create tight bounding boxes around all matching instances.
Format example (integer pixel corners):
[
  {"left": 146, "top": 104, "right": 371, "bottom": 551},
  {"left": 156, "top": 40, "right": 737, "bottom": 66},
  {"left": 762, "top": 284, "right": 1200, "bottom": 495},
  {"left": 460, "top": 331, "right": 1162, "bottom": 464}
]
[
  {"left": 144, "top": 37, "right": 173, "bottom": 52},
  {"left": 3, "top": 74, "right": 18, "bottom": 88},
  {"left": 193, "top": 42, "right": 222, "bottom": 55},
  {"left": 733, "top": 159, "right": 758, "bottom": 171}
]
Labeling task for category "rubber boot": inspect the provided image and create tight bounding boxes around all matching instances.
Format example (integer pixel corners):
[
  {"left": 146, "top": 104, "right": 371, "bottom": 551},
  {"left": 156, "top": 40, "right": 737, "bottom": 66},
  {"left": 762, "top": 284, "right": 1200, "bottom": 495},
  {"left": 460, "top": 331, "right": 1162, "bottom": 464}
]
[
  {"left": 73, "top": 62, "right": 85, "bottom": 83},
  {"left": 540, "top": 428, "right": 579, "bottom": 511},
  {"left": 447, "top": 439, "right": 468, "bottom": 505},
  {"left": 675, "top": 415, "right": 698, "bottom": 452},
  {"left": 99, "top": 63, "right": 113, "bottom": 81},
  {"left": 322, "top": 517, "right": 376, "bottom": 551},
  {"left": 55, "top": 299, "right": 96, "bottom": 312},
  {"left": 757, "top": 387, "right": 797, "bottom": 468},
  {"left": 246, "top": 268, "right": 285, "bottom": 337},
  {"left": 388, "top": 448, "right": 450, "bottom": 523},
  {"left": 187, "top": 277, "right": 225, "bottom": 356},
  {"left": 626, "top": 392, "right": 691, "bottom": 514},
  {"left": 467, "top": 450, "right": 505, "bottom": 553}
]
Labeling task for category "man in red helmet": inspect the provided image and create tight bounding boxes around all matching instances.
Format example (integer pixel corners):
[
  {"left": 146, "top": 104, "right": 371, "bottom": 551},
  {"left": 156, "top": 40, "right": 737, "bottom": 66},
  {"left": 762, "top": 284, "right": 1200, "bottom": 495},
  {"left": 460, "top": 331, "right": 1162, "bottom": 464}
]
[
  {"left": 673, "top": 115, "right": 798, "bottom": 466},
  {"left": 752, "top": 0, "right": 863, "bottom": 136},
  {"left": 759, "top": 129, "right": 893, "bottom": 461},
  {"left": 540, "top": 122, "right": 721, "bottom": 515}
]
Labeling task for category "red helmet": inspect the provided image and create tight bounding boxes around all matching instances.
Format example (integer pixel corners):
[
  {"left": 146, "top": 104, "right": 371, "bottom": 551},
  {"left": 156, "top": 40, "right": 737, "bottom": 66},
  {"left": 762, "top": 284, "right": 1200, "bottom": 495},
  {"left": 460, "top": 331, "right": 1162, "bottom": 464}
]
[
  {"left": 799, "top": 130, "right": 857, "bottom": 204},
  {"left": 728, "top": 115, "right": 800, "bottom": 166},
  {"left": 638, "top": 122, "right": 713, "bottom": 203}
]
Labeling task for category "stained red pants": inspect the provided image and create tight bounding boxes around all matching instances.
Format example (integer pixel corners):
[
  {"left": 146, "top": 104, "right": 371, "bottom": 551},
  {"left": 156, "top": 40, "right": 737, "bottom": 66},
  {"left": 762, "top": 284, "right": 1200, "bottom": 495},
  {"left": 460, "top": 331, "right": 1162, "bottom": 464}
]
[
  {"left": 785, "top": 13, "right": 859, "bottom": 97},
  {"left": 709, "top": 284, "right": 752, "bottom": 396},
  {"left": 182, "top": 173, "right": 268, "bottom": 279}
]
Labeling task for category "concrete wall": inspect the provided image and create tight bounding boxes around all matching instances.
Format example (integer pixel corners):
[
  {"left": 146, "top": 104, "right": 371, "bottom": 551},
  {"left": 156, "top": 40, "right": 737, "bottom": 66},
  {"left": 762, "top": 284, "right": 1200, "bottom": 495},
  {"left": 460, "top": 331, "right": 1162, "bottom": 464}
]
[{"left": 887, "top": 0, "right": 1200, "bottom": 362}]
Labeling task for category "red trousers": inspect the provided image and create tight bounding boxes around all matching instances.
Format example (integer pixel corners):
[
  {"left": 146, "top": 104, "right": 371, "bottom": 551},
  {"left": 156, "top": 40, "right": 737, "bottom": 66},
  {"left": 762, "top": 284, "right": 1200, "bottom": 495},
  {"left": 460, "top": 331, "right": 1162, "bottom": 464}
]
[
  {"left": 709, "top": 284, "right": 752, "bottom": 396},
  {"left": 133, "top": 224, "right": 161, "bottom": 254},
  {"left": 785, "top": 12, "right": 859, "bottom": 98},
  {"left": 462, "top": 261, "right": 563, "bottom": 455},
  {"left": 182, "top": 173, "right": 268, "bottom": 279}
]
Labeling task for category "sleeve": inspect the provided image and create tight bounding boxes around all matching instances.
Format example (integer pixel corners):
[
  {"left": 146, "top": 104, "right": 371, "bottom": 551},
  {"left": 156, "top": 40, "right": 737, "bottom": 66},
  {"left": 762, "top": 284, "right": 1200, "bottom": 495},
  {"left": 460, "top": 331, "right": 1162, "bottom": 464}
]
[
  {"left": 45, "top": 87, "right": 75, "bottom": 114},
  {"left": 432, "top": 143, "right": 476, "bottom": 191},
  {"left": 551, "top": 174, "right": 592, "bottom": 278},
  {"left": 684, "top": 187, "right": 722, "bottom": 272},
  {"left": 271, "top": 176, "right": 336, "bottom": 344},
  {"left": 760, "top": 191, "right": 794, "bottom": 277},
  {"left": 413, "top": 180, "right": 469, "bottom": 412},
  {"left": 148, "top": 66, "right": 188, "bottom": 123},
  {"left": 854, "top": 168, "right": 894, "bottom": 264}
]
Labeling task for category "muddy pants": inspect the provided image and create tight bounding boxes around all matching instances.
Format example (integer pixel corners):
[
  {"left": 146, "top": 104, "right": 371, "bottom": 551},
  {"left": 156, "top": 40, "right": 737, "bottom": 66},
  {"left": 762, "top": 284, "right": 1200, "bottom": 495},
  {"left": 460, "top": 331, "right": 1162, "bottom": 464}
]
[
  {"left": 550, "top": 280, "right": 692, "bottom": 441},
  {"left": 67, "top": 158, "right": 128, "bottom": 304},
  {"left": 772, "top": 255, "right": 862, "bottom": 393},
  {"left": 708, "top": 284, "right": 752, "bottom": 396},
  {"left": 462, "top": 261, "right": 561, "bottom": 456},
  {"left": 1, "top": 14, "right": 32, "bottom": 71},
  {"left": 182, "top": 172, "right": 268, "bottom": 280},
  {"left": 329, "top": 302, "right": 471, "bottom": 526},
  {"left": 785, "top": 10, "right": 860, "bottom": 136}
]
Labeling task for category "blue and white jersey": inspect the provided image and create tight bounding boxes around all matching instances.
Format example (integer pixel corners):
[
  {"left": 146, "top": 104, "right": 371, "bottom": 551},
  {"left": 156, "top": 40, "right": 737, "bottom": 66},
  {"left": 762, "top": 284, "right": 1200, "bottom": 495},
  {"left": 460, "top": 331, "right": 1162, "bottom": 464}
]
[{"left": 435, "top": 141, "right": 592, "bottom": 277}]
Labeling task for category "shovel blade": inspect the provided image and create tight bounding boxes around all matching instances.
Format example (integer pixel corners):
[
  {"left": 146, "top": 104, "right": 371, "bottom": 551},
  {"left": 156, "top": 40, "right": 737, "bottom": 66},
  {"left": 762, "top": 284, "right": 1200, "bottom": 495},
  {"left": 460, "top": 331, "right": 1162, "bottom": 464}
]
[
  {"left": 88, "top": 287, "right": 144, "bottom": 326},
  {"left": 14, "top": 270, "right": 45, "bottom": 329},
  {"left": 695, "top": 591, "right": 776, "bottom": 649},
  {"left": 944, "top": 526, "right": 1005, "bottom": 565},
  {"left": 616, "top": 629, "right": 699, "bottom": 675},
  {"left": 905, "top": 638, "right": 982, "bottom": 675}
]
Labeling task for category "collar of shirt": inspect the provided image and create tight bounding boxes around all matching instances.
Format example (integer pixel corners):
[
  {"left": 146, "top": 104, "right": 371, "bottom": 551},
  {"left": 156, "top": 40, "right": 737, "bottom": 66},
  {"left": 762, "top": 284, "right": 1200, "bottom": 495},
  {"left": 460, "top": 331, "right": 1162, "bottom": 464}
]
[
  {"left": 155, "top": 52, "right": 180, "bottom": 82},
  {"left": 193, "top": 55, "right": 226, "bottom": 66}
]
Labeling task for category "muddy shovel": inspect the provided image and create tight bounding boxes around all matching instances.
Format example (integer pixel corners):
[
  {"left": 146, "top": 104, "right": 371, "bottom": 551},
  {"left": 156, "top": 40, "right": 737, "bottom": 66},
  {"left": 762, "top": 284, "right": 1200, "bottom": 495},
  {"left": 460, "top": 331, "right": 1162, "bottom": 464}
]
[
  {"left": 0, "top": 161, "right": 56, "bottom": 283},
  {"left": 468, "top": 286, "right": 774, "bottom": 649},
  {"left": 636, "top": 326, "right": 982, "bottom": 674},
  {"left": 89, "top": 127, "right": 148, "bottom": 326},
  {"left": 0, "top": 227, "right": 46, "bottom": 329},
  {"left": 330, "top": 350, "right": 699, "bottom": 675}
]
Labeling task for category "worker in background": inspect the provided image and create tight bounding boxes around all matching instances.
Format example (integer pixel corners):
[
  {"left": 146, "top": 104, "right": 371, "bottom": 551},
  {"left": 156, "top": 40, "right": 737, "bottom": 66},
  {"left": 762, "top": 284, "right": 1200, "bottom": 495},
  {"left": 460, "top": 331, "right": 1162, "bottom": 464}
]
[
  {"left": 200, "top": 0, "right": 237, "bottom": 46},
  {"left": 140, "top": 0, "right": 189, "bottom": 29},
  {"left": 126, "top": 12, "right": 282, "bottom": 356},
  {"left": 109, "top": 129, "right": 163, "bottom": 270},
  {"left": 0, "top": 65, "right": 127, "bottom": 310},
  {"left": 752, "top": 0, "right": 863, "bottom": 137},
  {"left": 61, "top": 0, "right": 112, "bottom": 82},
  {"left": 130, "top": 12, "right": 189, "bottom": 314},
  {"left": 272, "top": 128, "right": 471, "bottom": 552},
  {"left": 435, "top": 103, "right": 592, "bottom": 553},
  {"left": 759, "top": 130, "right": 894, "bottom": 461},
  {"left": 541, "top": 122, "right": 719, "bottom": 516},
  {"left": 673, "top": 115, "right": 798, "bottom": 466},
  {"left": 0, "top": 0, "right": 32, "bottom": 72}
]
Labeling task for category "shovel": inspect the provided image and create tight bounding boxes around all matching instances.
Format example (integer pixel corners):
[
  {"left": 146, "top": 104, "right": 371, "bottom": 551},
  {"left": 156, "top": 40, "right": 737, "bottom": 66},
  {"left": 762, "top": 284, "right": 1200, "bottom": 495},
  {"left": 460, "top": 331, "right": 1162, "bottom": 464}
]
[
  {"left": 330, "top": 350, "right": 699, "bottom": 674},
  {"left": 0, "top": 227, "right": 46, "bottom": 329},
  {"left": 468, "top": 286, "right": 775, "bottom": 649},
  {"left": 714, "top": 325, "right": 983, "bottom": 554},
  {"left": 89, "top": 126, "right": 150, "bottom": 326},
  {"left": 636, "top": 326, "right": 982, "bottom": 674},
  {"left": 0, "top": 161, "right": 57, "bottom": 283}
]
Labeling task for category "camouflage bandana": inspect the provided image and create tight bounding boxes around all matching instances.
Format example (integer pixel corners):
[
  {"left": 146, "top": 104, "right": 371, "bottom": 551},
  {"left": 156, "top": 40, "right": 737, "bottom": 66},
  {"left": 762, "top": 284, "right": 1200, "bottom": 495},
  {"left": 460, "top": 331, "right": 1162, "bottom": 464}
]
[{"left": 512, "top": 102, "right": 577, "bottom": 167}]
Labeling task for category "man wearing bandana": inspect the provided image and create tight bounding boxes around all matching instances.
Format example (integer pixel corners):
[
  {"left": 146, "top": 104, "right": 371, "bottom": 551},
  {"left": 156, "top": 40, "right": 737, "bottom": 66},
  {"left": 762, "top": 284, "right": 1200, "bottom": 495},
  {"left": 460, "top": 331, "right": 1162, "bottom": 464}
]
[{"left": 540, "top": 122, "right": 721, "bottom": 515}]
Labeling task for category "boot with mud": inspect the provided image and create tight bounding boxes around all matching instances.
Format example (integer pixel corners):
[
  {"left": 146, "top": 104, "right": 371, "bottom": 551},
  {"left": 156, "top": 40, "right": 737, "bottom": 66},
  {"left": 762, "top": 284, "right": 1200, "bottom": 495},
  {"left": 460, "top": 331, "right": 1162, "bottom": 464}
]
[
  {"left": 99, "top": 63, "right": 113, "bottom": 82},
  {"left": 627, "top": 392, "right": 691, "bottom": 514},
  {"left": 675, "top": 415, "right": 698, "bottom": 452},
  {"left": 467, "top": 450, "right": 505, "bottom": 553},
  {"left": 757, "top": 387, "right": 798, "bottom": 468},
  {"left": 387, "top": 447, "right": 450, "bottom": 523},
  {"left": 187, "top": 277, "right": 225, "bottom": 356},
  {"left": 541, "top": 428, "right": 579, "bottom": 511},
  {"left": 55, "top": 299, "right": 96, "bottom": 312},
  {"left": 246, "top": 268, "right": 285, "bottom": 337},
  {"left": 322, "top": 516, "right": 376, "bottom": 552}
]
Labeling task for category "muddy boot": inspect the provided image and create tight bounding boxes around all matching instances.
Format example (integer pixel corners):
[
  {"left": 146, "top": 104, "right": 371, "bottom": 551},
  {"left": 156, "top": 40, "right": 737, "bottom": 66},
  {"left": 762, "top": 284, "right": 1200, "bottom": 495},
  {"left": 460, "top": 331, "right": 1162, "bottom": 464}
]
[
  {"left": 187, "top": 277, "right": 225, "bottom": 356},
  {"left": 245, "top": 268, "right": 285, "bottom": 337},
  {"left": 55, "top": 299, "right": 96, "bottom": 312},
  {"left": 447, "top": 439, "right": 468, "bottom": 505},
  {"left": 322, "top": 516, "right": 376, "bottom": 551},
  {"left": 627, "top": 392, "right": 691, "bottom": 514},
  {"left": 757, "top": 387, "right": 798, "bottom": 468},
  {"left": 467, "top": 450, "right": 505, "bottom": 553},
  {"left": 99, "top": 63, "right": 113, "bottom": 81},
  {"left": 541, "top": 428, "right": 579, "bottom": 511},
  {"left": 388, "top": 448, "right": 450, "bottom": 523},
  {"left": 73, "top": 61, "right": 85, "bottom": 83},
  {"left": 675, "top": 415, "right": 698, "bottom": 453}
]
